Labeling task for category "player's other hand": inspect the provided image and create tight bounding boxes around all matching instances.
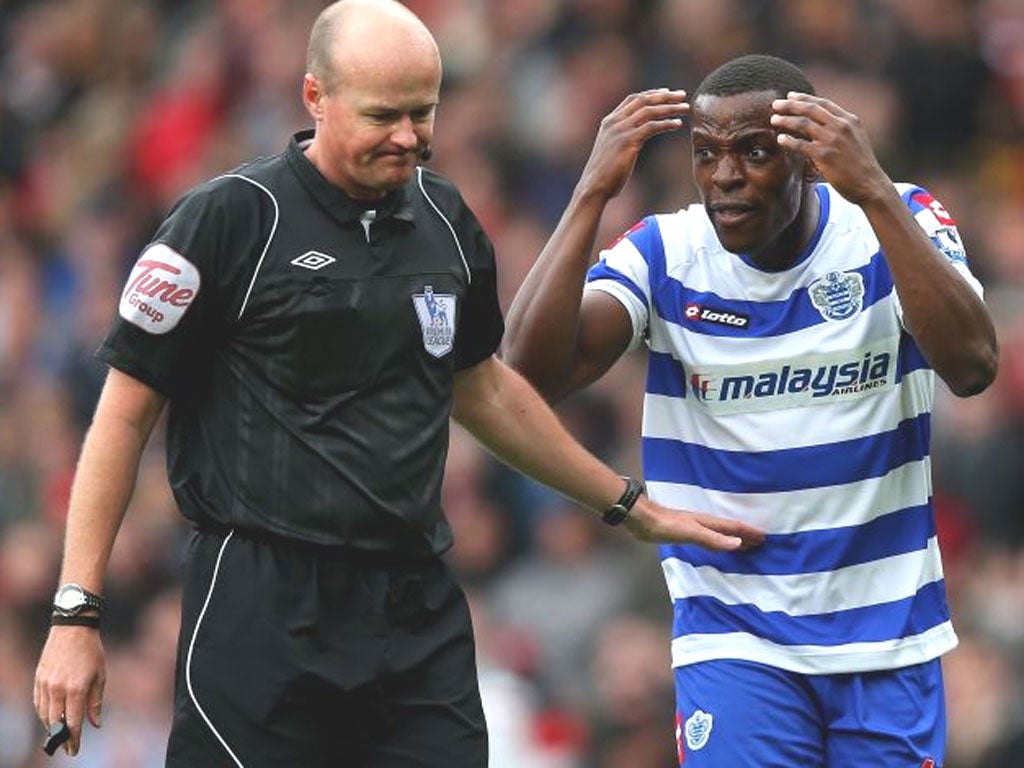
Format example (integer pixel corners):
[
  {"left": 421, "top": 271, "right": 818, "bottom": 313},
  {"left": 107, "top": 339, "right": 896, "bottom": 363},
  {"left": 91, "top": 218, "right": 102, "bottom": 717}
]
[
  {"left": 770, "top": 92, "right": 890, "bottom": 206},
  {"left": 624, "top": 498, "right": 765, "bottom": 550},
  {"left": 578, "top": 89, "right": 689, "bottom": 202}
]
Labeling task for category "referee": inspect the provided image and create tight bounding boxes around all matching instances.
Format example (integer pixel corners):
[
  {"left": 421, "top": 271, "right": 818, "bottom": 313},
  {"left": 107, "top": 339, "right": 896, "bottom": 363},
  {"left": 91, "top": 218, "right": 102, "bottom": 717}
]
[{"left": 32, "top": 1, "right": 762, "bottom": 764}]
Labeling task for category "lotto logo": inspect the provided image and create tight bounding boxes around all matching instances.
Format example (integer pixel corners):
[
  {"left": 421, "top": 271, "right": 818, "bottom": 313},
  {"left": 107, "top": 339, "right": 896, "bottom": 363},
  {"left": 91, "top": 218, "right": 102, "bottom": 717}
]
[{"left": 684, "top": 303, "right": 750, "bottom": 328}]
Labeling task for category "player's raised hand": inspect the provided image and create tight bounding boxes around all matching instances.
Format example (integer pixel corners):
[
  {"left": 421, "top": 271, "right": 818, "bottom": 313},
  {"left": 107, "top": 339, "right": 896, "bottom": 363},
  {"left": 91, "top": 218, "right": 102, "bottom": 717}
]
[
  {"left": 578, "top": 88, "right": 689, "bottom": 202},
  {"left": 770, "top": 92, "right": 891, "bottom": 206},
  {"left": 624, "top": 498, "right": 765, "bottom": 549}
]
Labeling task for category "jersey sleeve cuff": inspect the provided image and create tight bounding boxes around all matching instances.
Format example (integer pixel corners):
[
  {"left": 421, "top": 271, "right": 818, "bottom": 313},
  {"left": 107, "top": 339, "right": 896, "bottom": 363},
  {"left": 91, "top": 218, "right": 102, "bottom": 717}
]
[
  {"left": 584, "top": 280, "right": 648, "bottom": 351},
  {"left": 95, "top": 342, "right": 176, "bottom": 398}
]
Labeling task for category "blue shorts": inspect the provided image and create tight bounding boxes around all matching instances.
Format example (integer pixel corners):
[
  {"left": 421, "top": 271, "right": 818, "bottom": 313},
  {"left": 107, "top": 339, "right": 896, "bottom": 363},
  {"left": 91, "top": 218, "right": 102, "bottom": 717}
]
[{"left": 674, "top": 659, "right": 945, "bottom": 767}]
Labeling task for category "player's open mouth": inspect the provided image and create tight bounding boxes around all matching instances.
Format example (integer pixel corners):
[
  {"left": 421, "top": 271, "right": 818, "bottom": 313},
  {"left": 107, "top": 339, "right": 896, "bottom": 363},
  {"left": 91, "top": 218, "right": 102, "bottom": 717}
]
[{"left": 710, "top": 204, "right": 756, "bottom": 228}]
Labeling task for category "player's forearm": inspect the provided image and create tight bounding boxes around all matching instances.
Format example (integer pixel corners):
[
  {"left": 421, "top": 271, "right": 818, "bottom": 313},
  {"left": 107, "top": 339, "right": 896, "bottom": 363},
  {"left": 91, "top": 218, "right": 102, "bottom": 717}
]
[
  {"left": 862, "top": 188, "right": 997, "bottom": 396},
  {"left": 503, "top": 188, "right": 610, "bottom": 400}
]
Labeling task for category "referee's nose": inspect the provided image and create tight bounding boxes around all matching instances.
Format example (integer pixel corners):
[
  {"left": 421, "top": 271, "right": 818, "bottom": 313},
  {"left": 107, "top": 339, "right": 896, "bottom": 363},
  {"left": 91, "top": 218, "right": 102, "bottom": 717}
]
[{"left": 391, "top": 115, "right": 420, "bottom": 154}]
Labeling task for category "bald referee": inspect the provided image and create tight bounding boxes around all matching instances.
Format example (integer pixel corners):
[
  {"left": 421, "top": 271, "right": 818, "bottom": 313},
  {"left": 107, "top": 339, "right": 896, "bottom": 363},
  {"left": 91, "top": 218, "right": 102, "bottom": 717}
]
[{"left": 32, "top": 1, "right": 763, "bottom": 764}]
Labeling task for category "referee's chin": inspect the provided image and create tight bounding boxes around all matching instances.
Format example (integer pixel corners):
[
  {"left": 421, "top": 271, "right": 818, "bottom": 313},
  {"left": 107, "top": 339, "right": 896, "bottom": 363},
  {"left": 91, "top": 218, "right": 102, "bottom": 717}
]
[{"left": 369, "top": 164, "right": 417, "bottom": 192}]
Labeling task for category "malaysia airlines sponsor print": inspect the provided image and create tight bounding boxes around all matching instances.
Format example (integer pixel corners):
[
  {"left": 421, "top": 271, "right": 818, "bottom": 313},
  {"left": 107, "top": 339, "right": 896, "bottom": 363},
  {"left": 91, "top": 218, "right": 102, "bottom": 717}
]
[
  {"left": 687, "top": 340, "right": 897, "bottom": 414},
  {"left": 119, "top": 243, "right": 200, "bottom": 334}
]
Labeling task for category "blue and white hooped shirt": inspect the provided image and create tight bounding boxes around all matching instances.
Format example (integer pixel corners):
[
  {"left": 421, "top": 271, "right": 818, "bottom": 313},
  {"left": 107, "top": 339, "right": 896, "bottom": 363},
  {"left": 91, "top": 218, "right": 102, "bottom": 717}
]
[{"left": 586, "top": 182, "right": 983, "bottom": 675}]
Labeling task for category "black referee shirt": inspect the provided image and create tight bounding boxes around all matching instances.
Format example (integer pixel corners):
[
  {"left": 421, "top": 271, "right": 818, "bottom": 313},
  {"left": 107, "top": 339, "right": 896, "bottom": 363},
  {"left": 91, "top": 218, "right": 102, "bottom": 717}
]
[{"left": 98, "top": 130, "right": 504, "bottom": 556}]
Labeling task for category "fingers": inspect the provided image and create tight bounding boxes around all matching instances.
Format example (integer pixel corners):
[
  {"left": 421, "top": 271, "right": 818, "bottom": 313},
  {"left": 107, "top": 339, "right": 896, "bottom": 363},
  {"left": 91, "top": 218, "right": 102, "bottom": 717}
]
[
  {"left": 34, "top": 643, "right": 104, "bottom": 757},
  {"left": 770, "top": 92, "right": 860, "bottom": 144},
  {"left": 45, "top": 695, "right": 66, "bottom": 754},
  {"left": 613, "top": 89, "right": 689, "bottom": 127},
  {"left": 87, "top": 682, "right": 104, "bottom": 729},
  {"left": 692, "top": 514, "right": 766, "bottom": 549},
  {"left": 770, "top": 100, "right": 827, "bottom": 142},
  {"left": 688, "top": 527, "right": 745, "bottom": 551},
  {"left": 65, "top": 688, "right": 85, "bottom": 755},
  {"left": 632, "top": 504, "right": 766, "bottom": 550},
  {"left": 783, "top": 91, "right": 851, "bottom": 119}
]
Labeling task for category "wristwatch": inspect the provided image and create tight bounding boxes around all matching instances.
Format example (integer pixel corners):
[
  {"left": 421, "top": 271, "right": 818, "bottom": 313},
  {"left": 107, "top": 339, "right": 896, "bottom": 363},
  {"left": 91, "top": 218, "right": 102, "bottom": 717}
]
[
  {"left": 52, "top": 583, "right": 105, "bottom": 617},
  {"left": 602, "top": 476, "right": 646, "bottom": 526}
]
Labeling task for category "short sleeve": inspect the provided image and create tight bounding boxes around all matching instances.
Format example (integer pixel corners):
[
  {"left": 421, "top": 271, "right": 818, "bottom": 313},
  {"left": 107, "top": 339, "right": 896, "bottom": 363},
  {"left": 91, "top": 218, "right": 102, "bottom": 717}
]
[
  {"left": 97, "top": 177, "right": 266, "bottom": 396},
  {"left": 453, "top": 210, "right": 504, "bottom": 371},
  {"left": 584, "top": 217, "right": 655, "bottom": 351},
  {"left": 896, "top": 185, "right": 984, "bottom": 324}
]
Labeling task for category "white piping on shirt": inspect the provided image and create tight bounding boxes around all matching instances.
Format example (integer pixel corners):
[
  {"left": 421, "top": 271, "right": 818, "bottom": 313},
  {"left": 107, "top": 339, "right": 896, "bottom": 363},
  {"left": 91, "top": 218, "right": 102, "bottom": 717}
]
[
  {"left": 213, "top": 174, "right": 280, "bottom": 321},
  {"left": 417, "top": 167, "right": 471, "bottom": 284}
]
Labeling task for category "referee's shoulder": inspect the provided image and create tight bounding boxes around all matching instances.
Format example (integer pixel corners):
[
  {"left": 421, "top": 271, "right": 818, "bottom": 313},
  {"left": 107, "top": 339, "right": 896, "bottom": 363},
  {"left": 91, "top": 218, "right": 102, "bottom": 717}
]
[
  {"left": 414, "top": 165, "right": 469, "bottom": 212},
  {"left": 179, "top": 158, "right": 281, "bottom": 214}
]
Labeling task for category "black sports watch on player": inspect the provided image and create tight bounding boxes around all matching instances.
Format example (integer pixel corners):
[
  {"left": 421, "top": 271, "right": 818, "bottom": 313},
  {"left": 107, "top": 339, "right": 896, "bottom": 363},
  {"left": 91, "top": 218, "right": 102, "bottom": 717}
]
[
  {"left": 602, "top": 476, "right": 646, "bottom": 526},
  {"left": 52, "top": 583, "right": 105, "bottom": 617}
]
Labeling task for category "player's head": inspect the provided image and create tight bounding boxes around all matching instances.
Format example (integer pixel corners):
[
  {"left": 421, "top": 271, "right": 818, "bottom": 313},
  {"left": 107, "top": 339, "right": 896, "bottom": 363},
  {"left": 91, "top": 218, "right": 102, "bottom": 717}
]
[
  {"left": 693, "top": 54, "right": 815, "bottom": 103},
  {"left": 302, "top": 0, "right": 441, "bottom": 199},
  {"left": 690, "top": 55, "right": 819, "bottom": 261}
]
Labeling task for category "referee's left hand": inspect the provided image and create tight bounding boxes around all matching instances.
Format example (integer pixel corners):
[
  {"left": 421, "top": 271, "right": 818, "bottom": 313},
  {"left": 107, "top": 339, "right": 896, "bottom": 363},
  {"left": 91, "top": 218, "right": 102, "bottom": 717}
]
[
  {"left": 624, "top": 498, "right": 765, "bottom": 549},
  {"left": 34, "top": 626, "right": 105, "bottom": 756}
]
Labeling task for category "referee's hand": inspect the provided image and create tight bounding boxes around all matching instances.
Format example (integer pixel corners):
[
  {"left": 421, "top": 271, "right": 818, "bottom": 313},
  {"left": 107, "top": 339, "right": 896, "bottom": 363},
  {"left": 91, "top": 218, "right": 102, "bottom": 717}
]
[
  {"left": 624, "top": 498, "right": 765, "bottom": 549},
  {"left": 34, "top": 626, "right": 105, "bottom": 757}
]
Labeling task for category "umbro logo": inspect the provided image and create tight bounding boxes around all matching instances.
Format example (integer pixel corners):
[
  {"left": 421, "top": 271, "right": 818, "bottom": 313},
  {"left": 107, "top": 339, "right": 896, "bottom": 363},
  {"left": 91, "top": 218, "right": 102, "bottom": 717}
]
[{"left": 291, "top": 251, "right": 336, "bottom": 271}]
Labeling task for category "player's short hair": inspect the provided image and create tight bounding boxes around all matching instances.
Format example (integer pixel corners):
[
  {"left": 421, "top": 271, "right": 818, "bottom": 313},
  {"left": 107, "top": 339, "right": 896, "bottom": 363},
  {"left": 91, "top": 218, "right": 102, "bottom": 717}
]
[{"left": 694, "top": 54, "right": 815, "bottom": 101}]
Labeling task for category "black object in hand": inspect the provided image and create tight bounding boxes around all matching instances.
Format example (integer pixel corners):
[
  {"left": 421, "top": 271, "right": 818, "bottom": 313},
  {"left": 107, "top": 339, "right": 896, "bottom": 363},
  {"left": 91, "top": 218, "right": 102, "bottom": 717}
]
[{"left": 43, "top": 720, "right": 70, "bottom": 756}]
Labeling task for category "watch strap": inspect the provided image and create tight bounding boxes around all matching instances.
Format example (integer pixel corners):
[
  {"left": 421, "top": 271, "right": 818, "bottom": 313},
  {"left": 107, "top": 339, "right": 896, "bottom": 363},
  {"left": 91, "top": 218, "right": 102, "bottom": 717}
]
[
  {"left": 51, "top": 614, "right": 101, "bottom": 629},
  {"left": 602, "top": 476, "right": 645, "bottom": 526}
]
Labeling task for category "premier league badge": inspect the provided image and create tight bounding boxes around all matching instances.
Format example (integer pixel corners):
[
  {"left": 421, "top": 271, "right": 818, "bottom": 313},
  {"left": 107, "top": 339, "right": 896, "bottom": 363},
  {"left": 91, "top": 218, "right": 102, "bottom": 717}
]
[
  {"left": 809, "top": 270, "right": 865, "bottom": 322},
  {"left": 412, "top": 285, "right": 456, "bottom": 357}
]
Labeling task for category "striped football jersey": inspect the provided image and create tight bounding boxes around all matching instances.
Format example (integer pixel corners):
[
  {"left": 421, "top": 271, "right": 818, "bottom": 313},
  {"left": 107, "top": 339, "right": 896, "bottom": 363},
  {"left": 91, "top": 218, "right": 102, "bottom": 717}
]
[{"left": 585, "top": 182, "right": 983, "bottom": 674}]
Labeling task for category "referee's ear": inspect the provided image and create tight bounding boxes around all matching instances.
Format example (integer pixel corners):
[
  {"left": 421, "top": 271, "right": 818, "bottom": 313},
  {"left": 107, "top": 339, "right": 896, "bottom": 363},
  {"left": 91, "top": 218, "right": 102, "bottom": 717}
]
[{"left": 302, "top": 73, "right": 325, "bottom": 122}]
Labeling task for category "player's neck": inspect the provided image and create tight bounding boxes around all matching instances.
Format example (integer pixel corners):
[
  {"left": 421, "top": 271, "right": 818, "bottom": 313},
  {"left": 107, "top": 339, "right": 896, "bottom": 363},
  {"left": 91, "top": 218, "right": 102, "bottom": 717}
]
[{"left": 746, "top": 186, "right": 821, "bottom": 272}]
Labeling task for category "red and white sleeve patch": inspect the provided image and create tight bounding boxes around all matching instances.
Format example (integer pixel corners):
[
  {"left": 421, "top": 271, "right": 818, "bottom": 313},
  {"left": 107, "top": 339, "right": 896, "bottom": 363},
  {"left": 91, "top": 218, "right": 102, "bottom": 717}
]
[
  {"left": 118, "top": 243, "right": 201, "bottom": 334},
  {"left": 911, "top": 192, "right": 956, "bottom": 227},
  {"left": 606, "top": 219, "right": 648, "bottom": 250}
]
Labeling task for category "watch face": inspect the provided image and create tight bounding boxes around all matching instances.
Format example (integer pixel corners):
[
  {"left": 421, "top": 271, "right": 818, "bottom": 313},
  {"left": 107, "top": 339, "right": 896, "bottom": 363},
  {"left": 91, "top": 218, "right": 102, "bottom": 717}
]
[{"left": 55, "top": 585, "right": 86, "bottom": 612}]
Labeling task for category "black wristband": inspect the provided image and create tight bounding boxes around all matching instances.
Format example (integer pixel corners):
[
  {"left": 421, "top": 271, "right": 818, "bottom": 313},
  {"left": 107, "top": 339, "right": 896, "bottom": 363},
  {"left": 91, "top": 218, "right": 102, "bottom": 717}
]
[
  {"left": 602, "top": 476, "right": 645, "bottom": 526},
  {"left": 51, "top": 614, "right": 101, "bottom": 629}
]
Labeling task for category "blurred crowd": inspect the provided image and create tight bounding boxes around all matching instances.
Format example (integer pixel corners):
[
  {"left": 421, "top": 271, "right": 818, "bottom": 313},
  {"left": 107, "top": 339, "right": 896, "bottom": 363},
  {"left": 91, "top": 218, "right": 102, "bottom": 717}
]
[{"left": 0, "top": 0, "right": 1022, "bottom": 766}]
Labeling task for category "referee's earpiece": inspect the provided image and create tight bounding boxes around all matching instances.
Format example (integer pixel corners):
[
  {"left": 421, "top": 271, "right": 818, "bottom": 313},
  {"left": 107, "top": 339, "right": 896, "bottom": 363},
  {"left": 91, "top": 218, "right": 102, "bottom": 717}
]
[{"left": 419, "top": 145, "right": 433, "bottom": 162}]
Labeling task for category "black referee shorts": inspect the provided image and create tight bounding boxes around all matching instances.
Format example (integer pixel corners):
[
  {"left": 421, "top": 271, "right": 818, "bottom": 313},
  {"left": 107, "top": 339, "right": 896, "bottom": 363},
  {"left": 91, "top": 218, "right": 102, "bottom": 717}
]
[{"left": 165, "top": 527, "right": 488, "bottom": 767}]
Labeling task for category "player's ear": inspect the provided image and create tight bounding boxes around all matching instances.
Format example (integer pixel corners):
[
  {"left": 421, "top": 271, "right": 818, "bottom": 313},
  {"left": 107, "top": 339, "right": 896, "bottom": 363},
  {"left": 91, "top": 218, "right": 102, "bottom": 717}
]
[{"left": 802, "top": 157, "right": 820, "bottom": 183}]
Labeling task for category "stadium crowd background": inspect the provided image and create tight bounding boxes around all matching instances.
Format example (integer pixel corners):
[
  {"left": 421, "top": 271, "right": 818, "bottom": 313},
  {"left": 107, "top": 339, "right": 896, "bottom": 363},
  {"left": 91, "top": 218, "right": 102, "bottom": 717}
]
[{"left": 0, "top": 0, "right": 1022, "bottom": 765}]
